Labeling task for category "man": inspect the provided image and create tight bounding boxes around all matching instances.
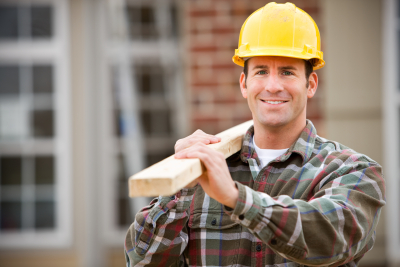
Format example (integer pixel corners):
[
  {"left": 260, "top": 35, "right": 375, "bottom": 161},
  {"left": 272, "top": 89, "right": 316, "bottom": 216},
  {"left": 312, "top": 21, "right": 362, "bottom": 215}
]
[{"left": 125, "top": 2, "right": 385, "bottom": 266}]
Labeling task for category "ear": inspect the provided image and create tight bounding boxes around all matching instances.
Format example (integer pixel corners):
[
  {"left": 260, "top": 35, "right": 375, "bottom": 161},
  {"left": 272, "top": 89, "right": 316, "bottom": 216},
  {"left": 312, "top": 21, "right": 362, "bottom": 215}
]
[
  {"left": 307, "top": 72, "right": 318, "bottom": 99},
  {"left": 239, "top": 72, "right": 247, "bottom": 99}
]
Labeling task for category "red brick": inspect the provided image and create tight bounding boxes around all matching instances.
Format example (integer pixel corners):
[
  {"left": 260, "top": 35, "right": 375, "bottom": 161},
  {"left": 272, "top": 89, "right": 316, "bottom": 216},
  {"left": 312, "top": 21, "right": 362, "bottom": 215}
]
[{"left": 189, "top": 10, "right": 217, "bottom": 17}]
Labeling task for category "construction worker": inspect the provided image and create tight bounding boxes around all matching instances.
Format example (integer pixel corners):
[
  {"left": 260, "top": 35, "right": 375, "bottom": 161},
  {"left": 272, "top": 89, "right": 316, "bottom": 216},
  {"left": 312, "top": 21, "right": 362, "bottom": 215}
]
[{"left": 125, "top": 2, "right": 385, "bottom": 266}]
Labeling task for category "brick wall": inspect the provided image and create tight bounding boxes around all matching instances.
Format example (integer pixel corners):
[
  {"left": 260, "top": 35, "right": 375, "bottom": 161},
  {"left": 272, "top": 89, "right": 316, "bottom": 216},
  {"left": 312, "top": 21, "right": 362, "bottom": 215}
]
[{"left": 185, "top": 0, "right": 326, "bottom": 136}]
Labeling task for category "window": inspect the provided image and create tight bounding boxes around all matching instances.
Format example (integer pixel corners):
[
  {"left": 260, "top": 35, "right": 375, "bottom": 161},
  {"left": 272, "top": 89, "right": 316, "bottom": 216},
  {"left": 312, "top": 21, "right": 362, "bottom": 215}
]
[
  {"left": 0, "top": 0, "right": 71, "bottom": 248},
  {"left": 0, "top": 5, "right": 53, "bottom": 40},
  {"left": 100, "top": 0, "right": 185, "bottom": 244}
]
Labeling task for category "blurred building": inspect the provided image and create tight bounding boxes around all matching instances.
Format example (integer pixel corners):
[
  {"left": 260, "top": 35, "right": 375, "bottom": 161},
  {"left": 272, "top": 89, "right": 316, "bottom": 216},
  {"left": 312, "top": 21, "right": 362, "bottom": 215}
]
[{"left": 0, "top": 0, "right": 397, "bottom": 267}]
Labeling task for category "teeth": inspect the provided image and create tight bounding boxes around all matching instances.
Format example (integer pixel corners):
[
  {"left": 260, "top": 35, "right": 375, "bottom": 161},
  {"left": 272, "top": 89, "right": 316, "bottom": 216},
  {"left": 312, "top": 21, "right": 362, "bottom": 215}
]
[{"left": 264, "top": 101, "right": 284, "bottom": 104}]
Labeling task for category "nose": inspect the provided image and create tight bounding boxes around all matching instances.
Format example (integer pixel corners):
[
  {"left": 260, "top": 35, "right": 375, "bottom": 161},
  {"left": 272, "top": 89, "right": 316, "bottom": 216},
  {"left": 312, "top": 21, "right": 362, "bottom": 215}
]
[{"left": 264, "top": 71, "right": 284, "bottom": 93}]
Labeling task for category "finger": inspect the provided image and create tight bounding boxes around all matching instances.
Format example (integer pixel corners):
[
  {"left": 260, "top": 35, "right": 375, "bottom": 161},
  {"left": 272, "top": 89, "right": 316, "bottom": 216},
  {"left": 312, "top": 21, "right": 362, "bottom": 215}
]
[
  {"left": 175, "top": 135, "right": 221, "bottom": 153},
  {"left": 175, "top": 129, "right": 221, "bottom": 152},
  {"left": 191, "top": 131, "right": 221, "bottom": 142},
  {"left": 209, "top": 136, "right": 221, "bottom": 143},
  {"left": 175, "top": 137, "right": 214, "bottom": 153},
  {"left": 181, "top": 150, "right": 211, "bottom": 165},
  {"left": 176, "top": 142, "right": 223, "bottom": 158},
  {"left": 176, "top": 146, "right": 221, "bottom": 169},
  {"left": 174, "top": 142, "right": 208, "bottom": 159}
]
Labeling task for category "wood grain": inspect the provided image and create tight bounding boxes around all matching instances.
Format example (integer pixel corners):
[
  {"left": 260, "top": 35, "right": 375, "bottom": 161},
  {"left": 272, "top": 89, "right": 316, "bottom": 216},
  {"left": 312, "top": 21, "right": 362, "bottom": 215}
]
[{"left": 129, "top": 120, "right": 253, "bottom": 197}]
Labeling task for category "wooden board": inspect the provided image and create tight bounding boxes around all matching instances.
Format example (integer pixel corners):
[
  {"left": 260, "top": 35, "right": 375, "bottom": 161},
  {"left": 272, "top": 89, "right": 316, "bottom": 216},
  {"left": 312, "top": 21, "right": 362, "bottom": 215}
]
[{"left": 129, "top": 120, "right": 253, "bottom": 197}]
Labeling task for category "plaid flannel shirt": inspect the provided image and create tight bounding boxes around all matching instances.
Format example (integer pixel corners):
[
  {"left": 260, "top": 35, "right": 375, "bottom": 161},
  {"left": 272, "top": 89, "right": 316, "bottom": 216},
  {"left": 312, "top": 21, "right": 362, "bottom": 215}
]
[{"left": 125, "top": 120, "right": 386, "bottom": 267}]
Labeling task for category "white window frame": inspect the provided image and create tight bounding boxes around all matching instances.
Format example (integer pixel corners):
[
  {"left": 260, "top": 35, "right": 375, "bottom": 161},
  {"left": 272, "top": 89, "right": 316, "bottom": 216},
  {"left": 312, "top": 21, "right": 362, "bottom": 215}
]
[
  {"left": 97, "top": 0, "right": 186, "bottom": 245},
  {"left": 0, "top": 0, "right": 71, "bottom": 248},
  {"left": 383, "top": 0, "right": 400, "bottom": 264}
]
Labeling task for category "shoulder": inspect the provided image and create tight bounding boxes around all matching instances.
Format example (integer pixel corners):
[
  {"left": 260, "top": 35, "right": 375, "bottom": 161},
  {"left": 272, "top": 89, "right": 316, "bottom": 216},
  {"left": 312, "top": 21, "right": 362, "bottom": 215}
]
[
  {"left": 312, "top": 135, "right": 381, "bottom": 170},
  {"left": 311, "top": 135, "right": 385, "bottom": 204}
]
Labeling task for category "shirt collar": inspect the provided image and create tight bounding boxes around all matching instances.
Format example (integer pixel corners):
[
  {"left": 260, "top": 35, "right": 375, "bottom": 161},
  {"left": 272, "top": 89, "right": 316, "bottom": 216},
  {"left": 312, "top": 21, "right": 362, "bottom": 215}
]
[{"left": 240, "top": 120, "right": 317, "bottom": 165}]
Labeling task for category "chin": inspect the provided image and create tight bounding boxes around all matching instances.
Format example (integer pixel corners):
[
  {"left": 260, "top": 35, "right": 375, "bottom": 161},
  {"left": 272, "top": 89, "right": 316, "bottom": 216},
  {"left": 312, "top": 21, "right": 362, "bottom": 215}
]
[{"left": 258, "top": 117, "right": 288, "bottom": 128}]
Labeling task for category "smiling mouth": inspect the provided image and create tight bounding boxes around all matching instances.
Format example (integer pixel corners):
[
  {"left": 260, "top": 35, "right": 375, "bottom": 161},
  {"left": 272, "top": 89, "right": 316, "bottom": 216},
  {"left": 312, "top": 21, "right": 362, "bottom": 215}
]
[{"left": 261, "top": 100, "right": 288, "bottom": 104}]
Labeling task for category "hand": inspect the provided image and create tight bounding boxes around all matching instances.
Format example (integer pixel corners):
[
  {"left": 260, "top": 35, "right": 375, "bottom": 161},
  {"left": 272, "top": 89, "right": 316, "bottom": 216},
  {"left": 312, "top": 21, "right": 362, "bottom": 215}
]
[
  {"left": 174, "top": 142, "right": 239, "bottom": 208},
  {"left": 174, "top": 130, "right": 221, "bottom": 188},
  {"left": 175, "top": 129, "right": 221, "bottom": 153}
]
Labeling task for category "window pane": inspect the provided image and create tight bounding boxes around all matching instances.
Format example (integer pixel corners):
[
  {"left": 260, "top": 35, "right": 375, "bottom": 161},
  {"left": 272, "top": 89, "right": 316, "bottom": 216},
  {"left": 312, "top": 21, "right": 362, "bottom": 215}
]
[
  {"left": 0, "top": 157, "right": 22, "bottom": 185},
  {"left": 114, "top": 110, "right": 122, "bottom": 137},
  {"left": 31, "top": 6, "right": 52, "bottom": 38},
  {"left": 127, "top": 7, "right": 139, "bottom": 37},
  {"left": 1, "top": 186, "right": 22, "bottom": 201},
  {"left": 141, "top": 6, "right": 157, "bottom": 39},
  {"left": 153, "top": 110, "right": 171, "bottom": 134},
  {"left": 35, "top": 201, "right": 54, "bottom": 229},
  {"left": 0, "top": 98, "right": 29, "bottom": 139},
  {"left": 32, "top": 110, "right": 54, "bottom": 137},
  {"left": 0, "top": 201, "right": 22, "bottom": 230},
  {"left": 398, "top": 0, "right": 400, "bottom": 18},
  {"left": 141, "top": 6, "right": 154, "bottom": 24},
  {"left": 118, "top": 197, "right": 132, "bottom": 227},
  {"left": 140, "top": 110, "right": 172, "bottom": 136},
  {"left": 117, "top": 155, "right": 130, "bottom": 226},
  {"left": 33, "top": 65, "right": 53, "bottom": 93},
  {"left": 35, "top": 156, "right": 54, "bottom": 185},
  {"left": 140, "top": 110, "right": 151, "bottom": 135},
  {"left": 170, "top": 5, "right": 179, "bottom": 37},
  {"left": 0, "top": 7, "right": 18, "bottom": 39},
  {"left": 136, "top": 65, "right": 164, "bottom": 96},
  {"left": 0, "top": 66, "right": 19, "bottom": 94},
  {"left": 127, "top": 6, "right": 157, "bottom": 40},
  {"left": 139, "top": 71, "right": 152, "bottom": 95}
]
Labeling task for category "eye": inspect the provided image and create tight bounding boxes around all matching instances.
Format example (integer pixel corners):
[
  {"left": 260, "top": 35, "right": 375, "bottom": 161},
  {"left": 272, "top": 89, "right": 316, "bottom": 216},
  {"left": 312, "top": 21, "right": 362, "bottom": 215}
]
[
  {"left": 257, "top": 70, "right": 267, "bottom": 75},
  {"left": 282, "top": 71, "right": 293, "bottom": 76}
]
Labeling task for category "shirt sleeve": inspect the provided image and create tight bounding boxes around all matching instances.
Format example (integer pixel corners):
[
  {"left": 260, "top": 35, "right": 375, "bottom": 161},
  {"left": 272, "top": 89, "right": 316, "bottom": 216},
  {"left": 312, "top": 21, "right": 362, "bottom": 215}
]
[
  {"left": 125, "top": 186, "right": 197, "bottom": 267},
  {"left": 224, "top": 160, "right": 386, "bottom": 266}
]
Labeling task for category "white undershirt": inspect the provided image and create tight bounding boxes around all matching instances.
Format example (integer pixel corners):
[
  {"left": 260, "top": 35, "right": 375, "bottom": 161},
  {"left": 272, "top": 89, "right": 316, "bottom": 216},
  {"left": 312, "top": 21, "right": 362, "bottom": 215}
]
[{"left": 253, "top": 139, "right": 288, "bottom": 168}]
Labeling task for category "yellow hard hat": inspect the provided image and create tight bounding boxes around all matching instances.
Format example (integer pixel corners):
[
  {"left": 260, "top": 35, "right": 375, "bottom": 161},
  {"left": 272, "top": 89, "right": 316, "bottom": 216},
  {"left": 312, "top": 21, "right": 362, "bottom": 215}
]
[{"left": 233, "top": 2, "right": 325, "bottom": 70}]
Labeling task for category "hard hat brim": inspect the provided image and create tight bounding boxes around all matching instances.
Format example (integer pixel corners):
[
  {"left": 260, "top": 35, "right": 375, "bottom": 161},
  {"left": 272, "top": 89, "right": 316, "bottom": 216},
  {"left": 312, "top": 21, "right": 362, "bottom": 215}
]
[{"left": 233, "top": 48, "right": 325, "bottom": 70}]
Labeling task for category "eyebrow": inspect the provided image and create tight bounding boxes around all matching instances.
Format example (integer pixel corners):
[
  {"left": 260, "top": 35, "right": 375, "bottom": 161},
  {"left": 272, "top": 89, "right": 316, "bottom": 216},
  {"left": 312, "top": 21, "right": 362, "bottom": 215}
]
[
  {"left": 252, "top": 65, "right": 269, "bottom": 70},
  {"left": 252, "top": 65, "right": 298, "bottom": 71}
]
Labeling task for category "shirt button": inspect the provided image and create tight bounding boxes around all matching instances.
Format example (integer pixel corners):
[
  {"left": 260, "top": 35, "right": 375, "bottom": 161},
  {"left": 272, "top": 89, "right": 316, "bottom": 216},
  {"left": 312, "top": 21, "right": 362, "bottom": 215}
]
[
  {"left": 211, "top": 218, "right": 217, "bottom": 225},
  {"left": 239, "top": 214, "right": 245, "bottom": 220},
  {"left": 271, "top": 238, "right": 277, "bottom": 245},
  {"left": 256, "top": 244, "right": 262, "bottom": 251},
  {"left": 170, "top": 195, "right": 175, "bottom": 200}
]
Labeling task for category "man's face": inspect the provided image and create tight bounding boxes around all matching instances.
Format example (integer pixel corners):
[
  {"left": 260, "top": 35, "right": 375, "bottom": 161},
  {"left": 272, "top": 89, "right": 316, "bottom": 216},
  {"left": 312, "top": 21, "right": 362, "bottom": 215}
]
[{"left": 240, "top": 56, "right": 317, "bottom": 130}]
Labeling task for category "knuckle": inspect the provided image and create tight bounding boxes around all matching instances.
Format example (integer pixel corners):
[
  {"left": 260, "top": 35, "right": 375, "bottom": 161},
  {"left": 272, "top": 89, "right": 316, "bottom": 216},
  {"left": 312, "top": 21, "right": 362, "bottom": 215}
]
[
  {"left": 195, "top": 141, "right": 205, "bottom": 147},
  {"left": 198, "top": 143, "right": 208, "bottom": 149}
]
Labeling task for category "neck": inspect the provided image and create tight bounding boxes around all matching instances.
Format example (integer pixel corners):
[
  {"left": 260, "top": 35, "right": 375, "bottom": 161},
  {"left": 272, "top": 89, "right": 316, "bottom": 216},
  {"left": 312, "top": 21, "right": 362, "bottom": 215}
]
[{"left": 253, "top": 119, "right": 306, "bottom": 149}]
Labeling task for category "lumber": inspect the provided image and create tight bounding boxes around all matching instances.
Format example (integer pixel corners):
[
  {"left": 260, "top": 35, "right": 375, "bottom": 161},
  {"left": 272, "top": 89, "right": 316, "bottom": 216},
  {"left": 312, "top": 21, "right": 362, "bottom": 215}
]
[{"left": 129, "top": 120, "right": 254, "bottom": 197}]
